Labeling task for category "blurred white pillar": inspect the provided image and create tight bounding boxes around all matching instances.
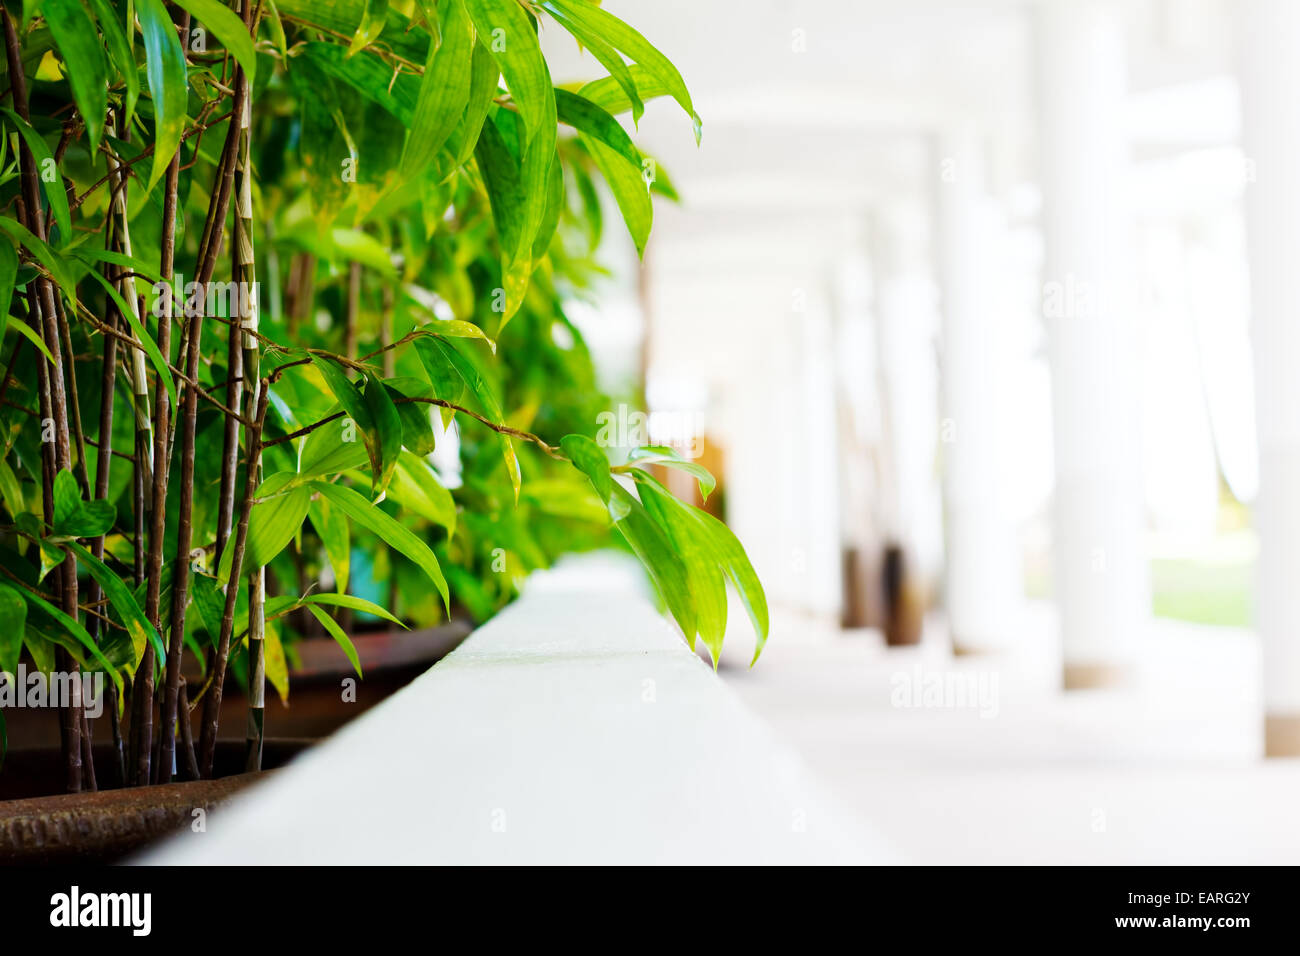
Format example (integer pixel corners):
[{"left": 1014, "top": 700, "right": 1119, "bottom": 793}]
[
  {"left": 1038, "top": 0, "right": 1148, "bottom": 688},
  {"left": 872, "top": 203, "right": 944, "bottom": 584},
  {"left": 1240, "top": 0, "right": 1300, "bottom": 755},
  {"left": 794, "top": 281, "right": 844, "bottom": 619},
  {"left": 935, "top": 129, "right": 1018, "bottom": 652}
]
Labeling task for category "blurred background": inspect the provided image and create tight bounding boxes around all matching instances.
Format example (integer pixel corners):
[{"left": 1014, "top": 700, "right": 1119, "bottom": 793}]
[{"left": 539, "top": 0, "right": 1300, "bottom": 860}]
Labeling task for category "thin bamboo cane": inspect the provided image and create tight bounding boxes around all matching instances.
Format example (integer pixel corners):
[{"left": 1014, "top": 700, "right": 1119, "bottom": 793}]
[
  {"left": 160, "top": 22, "right": 248, "bottom": 782},
  {"left": 231, "top": 77, "right": 267, "bottom": 771},
  {"left": 4, "top": 11, "right": 82, "bottom": 792},
  {"left": 197, "top": 383, "right": 268, "bottom": 778},
  {"left": 89, "top": 116, "right": 129, "bottom": 788}
]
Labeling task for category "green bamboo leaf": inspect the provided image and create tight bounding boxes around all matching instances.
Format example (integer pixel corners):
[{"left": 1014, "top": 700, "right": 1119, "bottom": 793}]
[
  {"left": 190, "top": 573, "right": 225, "bottom": 643},
  {"left": 308, "top": 497, "right": 350, "bottom": 593},
  {"left": 75, "top": 247, "right": 164, "bottom": 285},
  {"left": 463, "top": 0, "right": 551, "bottom": 146},
  {"left": 305, "top": 603, "right": 362, "bottom": 678},
  {"left": 299, "top": 420, "right": 369, "bottom": 479},
  {"left": 397, "top": 401, "right": 437, "bottom": 455},
  {"left": 310, "top": 355, "right": 370, "bottom": 432},
  {"left": 546, "top": 0, "right": 700, "bottom": 144},
  {"left": 78, "top": 262, "right": 179, "bottom": 411},
  {"left": 0, "top": 458, "right": 24, "bottom": 518},
  {"left": 464, "top": 0, "right": 556, "bottom": 321},
  {"left": 633, "top": 474, "right": 727, "bottom": 663},
  {"left": 348, "top": 0, "right": 388, "bottom": 56},
  {"left": 578, "top": 64, "right": 668, "bottom": 117},
  {"left": 23, "top": 629, "right": 54, "bottom": 675},
  {"left": 174, "top": 0, "right": 257, "bottom": 85},
  {"left": 137, "top": 0, "right": 190, "bottom": 188},
  {"left": 451, "top": 40, "right": 499, "bottom": 165},
  {"left": 610, "top": 483, "right": 694, "bottom": 640},
  {"left": 1, "top": 109, "right": 72, "bottom": 245},
  {"left": 302, "top": 592, "right": 404, "bottom": 628},
  {"left": 473, "top": 115, "right": 528, "bottom": 313},
  {"left": 242, "top": 474, "right": 312, "bottom": 572},
  {"left": 299, "top": 42, "right": 420, "bottom": 125},
  {"left": 632, "top": 472, "right": 769, "bottom": 663},
  {"left": 643, "top": 149, "right": 680, "bottom": 200},
  {"left": 543, "top": 3, "right": 642, "bottom": 125},
  {"left": 43, "top": 0, "right": 109, "bottom": 151},
  {"left": 401, "top": 0, "right": 471, "bottom": 179},
  {"left": 0, "top": 239, "right": 15, "bottom": 338},
  {"left": 311, "top": 480, "right": 449, "bottom": 612},
  {"left": 560, "top": 433, "right": 613, "bottom": 507},
  {"left": 51, "top": 468, "right": 81, "bottom": 529},
  {"left": 414, "top": 334, "right": 519, "bottom": 497},
  {"left": 582, "top": 132, "right": 651, "bottom": 256},
  {"left": 263, "top": 0, "right": 289, "bottom": 58},
  {"left": 387, "top": 450, "right": 456, "bottom": 532},
  {"left": 330, "top": 229, "right": 397, "bottom": 276},
  {"left": 554, "top": 89, "right": 640, "bottom": 168},
  {"left": 36, "top": 538, "right": 66, "bottom": 584},
  {"left": 406, "top": 314, "right": 497, "bottom": 352},
  {"left": 265, "top": 620, "right": 289, "bottom": 704},
  {"left": 128, "top": 564, "right": 170, "bottom": 668},
  {"left": 52, "top": 469, "right": 116, "bottom": 537},
  {"left": 0, "top": 215, "right": 77, "bottom": 303},
  {"left": 531, "top": 150, "right": 563, "bottom": 261},
  {"left": 7, "top": 314, "right": 54, "bottom": 364},
  {"left": 0, "top": 583, "right": 27, "bottom": 676},
  {"left": 362, "top": 371, "right": 403, "bottom": 495},
  {"left": 63, "top": 540, "right": 154, "bottom": 671},
  {"left": 278, "top": 0, "right": 429, "bottom": 65},
  {"left": 695, "top": 506, "right": 770, "bottom": 664},
  {"left": 88, "top": 0, "right": 141, "bottom": 126},
  {"left": 626, "top": 445, "right": 716, "bottom": 501},
  {"left": 383, "top": 381, "right": 437, "bottom": 456},
  {"left": 310, "top": 356, "right": 398, "bottom": 497},
  {"left": 20, "top": 586, "right": 123, "bottom": 691}
]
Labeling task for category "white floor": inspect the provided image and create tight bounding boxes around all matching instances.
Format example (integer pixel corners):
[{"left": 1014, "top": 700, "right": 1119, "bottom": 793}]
[{"left": 714, "top": 601, "right": 1300, "bottom": 864}]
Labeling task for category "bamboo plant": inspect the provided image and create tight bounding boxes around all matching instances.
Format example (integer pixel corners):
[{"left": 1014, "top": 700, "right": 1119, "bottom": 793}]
[{"left": 0, "top": 0, "right": 768, "bottom": 794}]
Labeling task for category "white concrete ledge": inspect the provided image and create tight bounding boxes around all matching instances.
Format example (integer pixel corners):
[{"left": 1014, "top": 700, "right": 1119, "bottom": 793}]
[{"left": 143, "top": 555, "right": 894, "bottom": 864}]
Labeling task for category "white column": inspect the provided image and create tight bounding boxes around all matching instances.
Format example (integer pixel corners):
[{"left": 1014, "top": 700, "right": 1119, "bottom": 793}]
[
  {"left": 1240, "top": 0, "right": 1300, "bottom": 755},
  {"left": 935, "top": 129, "right": 1018, "bottom": 652},
  {"left": 872, "top": 203, "right": 944, "bottom": 591},
  {"left": 1038, "top": 0, "right": 1148, "bottom": 688}
]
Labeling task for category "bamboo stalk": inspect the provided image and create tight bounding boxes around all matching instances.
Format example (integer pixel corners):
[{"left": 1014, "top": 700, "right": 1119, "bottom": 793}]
[
  {"left": 230, "top": 70, "right": 268, "bottom": 771},
  {"left": 101, "top": 137, "right": 157, "bottom": 786},
  {"left": 345, "top": 261, "right": 361, "bottom": 361},
  {"left": 244, "top": 564, "right": 265, "bottom": 771},
  {"left": 381, "top": 283, "right": 395, "bottom": 378},
  {"left": 178, "top": 677, "right": 201, "bottom": 781},
  {"left": 197, "top": 383, "right": 268, "bottom": 778},
  {"left": 80, "top": 711, "right": 97, "bottom": 792},
  {"left": 141, "top": 5, "right": 202, "bottom": 787},
  {"left": 5, "top": 10, "right": 82, "bottom": 793},
  {"left": 160, "top": 14, "right": 248, "bottom": 782},
  {"left": 338, "top": 262, "right": 362, "bottom": 636},
  {"left": 89, "top": 117, "right": 129, "bottom": 788},
  {"left": 29, "top": 289, "right": 80, "bottom": 790},
  {"left": 133, "top": 142, "right": 186, "bottom": 788}
]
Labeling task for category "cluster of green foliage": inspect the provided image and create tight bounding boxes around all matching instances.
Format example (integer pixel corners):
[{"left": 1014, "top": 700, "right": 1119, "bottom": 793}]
[{"left": 0, "top": 0, "right": 767, "bottom": 792}]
